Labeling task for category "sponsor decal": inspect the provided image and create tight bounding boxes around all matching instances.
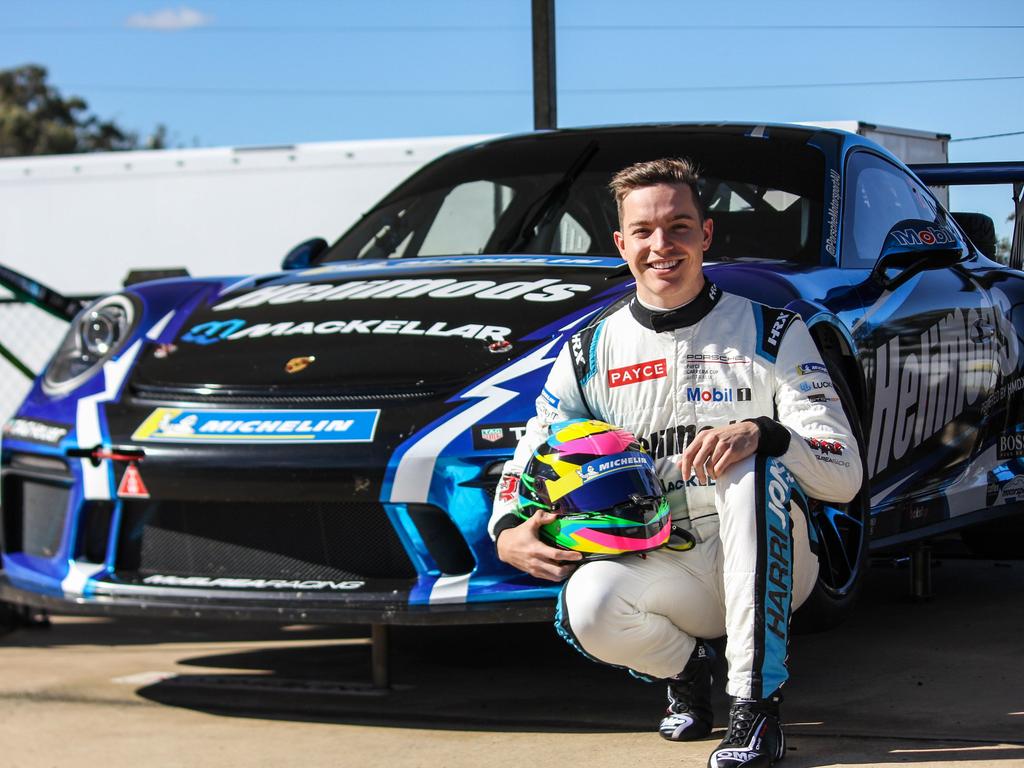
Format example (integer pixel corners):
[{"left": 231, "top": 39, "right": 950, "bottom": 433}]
[
  {"left": 806, "top": 437, "right": 844, "bottom": 455},
  {"left": 480, "top": 428, "right": 505, "bottom": 443},
  {"left": 807, "top": 393, "right": 838, "bottom": 404},
  {"left": 686, "top": 387, "right": 752, "bottom": 403},
  {"left": 472, "top": 422, "right": 527, "bottom": 450},
  {"left": 212, "top": 278, "right": 591, "bottom": 311},
  {"left": 497, "top": 474, "right": 519, "bottom": 504},
  {"left": 2, "top": 417, "right": 70, "bottom": 445},
  {"left": 663, "top": 476, "right": 715, "bottom": 491},
  {"left": 639, "top": 420, "right": 737, "bottom": 460},
  {"left": 798, "top": 380, "right": 833, "bottom": 393},
  {"left": 608, "top": 358, "right": 667, "bottom": 388},
  {"left": 284, "top": 355, "right": 315, "bottom": 373},
  {"left": 132, "top": 408, "right": 380, "bottom": 444},
  {"left": 540, "top": 388, "right": 560, "bottom": 410},
  {"left": 998, "top": 432, "right": 1024, "bottom": 460},
  {"left": 182, "top": 318, "right": 511, "bottom": 343},
  {"left": 764, "top": 460, "right": 794, "bottom": 642},
  {"left": 117, "top": 463, "right": 150, "bottom": 499},
  {"left": 1001, "top": 476, "right": 1024, "bottom": 504},
  {"left": 142, "top": 574, "right": 365, "bottom": 590},
  {"left": 682, "top": 364, "right": 720, "bottom": 381},
  {"left": 488, "top": 339, "right": 513, "bottom": 354},
  {"left": 577, "top": 452, "right": 654, "bottom": 482},
  {"left": 685, "top": 353, "right": 749, "bottom": 365},
  {"left": 824, "top": 169, "right": 841, "bottom": 258},
  {"left": 153, "top": 343, "right": 177, "bottom": 358},
  {"left": 890, "top": 225, "right": 957, "bottom": 248},
  {"left": 796, "top": 362, "right": 827, "bottom": 376},
  {"left": 982, "top": 373, "right": 1024, "bottom": 417},
  {"left": 767, "top": 312, "right": 791, "bottom": 351},
  {"left": 869, "top": 295, "right": 1021, "bottom": 476},
  {"left": 571, "top": 333, "right": 586, "bottom": 365}
]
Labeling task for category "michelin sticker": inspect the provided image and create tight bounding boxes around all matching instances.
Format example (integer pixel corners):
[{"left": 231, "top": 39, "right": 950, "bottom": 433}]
[
  {"left": 577, "top": 452, "right": 654, "bottom": 482},
  {"left": 132, "top": 408, "right": 380, "bottom": 444}
]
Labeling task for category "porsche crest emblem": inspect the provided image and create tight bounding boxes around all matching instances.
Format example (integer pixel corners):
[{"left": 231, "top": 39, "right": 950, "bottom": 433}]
[{"left": 285, "top": 356, "right": 316, "bottom": 374}]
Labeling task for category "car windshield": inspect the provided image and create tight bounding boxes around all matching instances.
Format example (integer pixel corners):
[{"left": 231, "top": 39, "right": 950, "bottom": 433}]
[{"left": 319, "top": 129, "right": 826, "bottom": 264}]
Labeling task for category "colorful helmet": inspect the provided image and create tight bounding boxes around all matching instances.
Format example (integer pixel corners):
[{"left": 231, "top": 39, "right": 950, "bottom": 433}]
[{"left": 517, "top": 419, "right": 671, "bottom": 558}]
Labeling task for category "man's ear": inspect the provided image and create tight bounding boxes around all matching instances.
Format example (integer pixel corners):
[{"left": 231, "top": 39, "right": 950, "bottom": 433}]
[
  {"left": 702, "top": 218, "right": 714, "bottom": 252},
  {"left": 613, "top": 230, "right": 627, "bottom": 259}
]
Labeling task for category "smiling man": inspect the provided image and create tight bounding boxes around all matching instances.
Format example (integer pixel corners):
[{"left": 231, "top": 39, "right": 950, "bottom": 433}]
[{"left": 489, "top": 158, "right": 862, "bottom": 768}]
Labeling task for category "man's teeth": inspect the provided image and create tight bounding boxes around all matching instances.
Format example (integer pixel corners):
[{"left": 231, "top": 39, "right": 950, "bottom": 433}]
[{"left": 650, "top": 261, "right": 677, "bottom": 271}]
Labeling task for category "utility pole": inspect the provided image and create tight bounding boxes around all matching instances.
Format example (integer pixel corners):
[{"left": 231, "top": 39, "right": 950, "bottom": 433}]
[{"left": 531, "top": 0, "right": 557, "bottom": 130}]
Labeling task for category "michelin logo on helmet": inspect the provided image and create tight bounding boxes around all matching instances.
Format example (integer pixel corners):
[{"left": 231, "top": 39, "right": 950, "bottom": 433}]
[{"left": 577, "top": 452, "right": 654, "bottom": 482}]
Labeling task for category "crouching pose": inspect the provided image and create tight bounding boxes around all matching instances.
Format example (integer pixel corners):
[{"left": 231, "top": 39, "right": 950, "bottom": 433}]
[{"left": 488, "top": 158, "right": 862, "bottom": 768}]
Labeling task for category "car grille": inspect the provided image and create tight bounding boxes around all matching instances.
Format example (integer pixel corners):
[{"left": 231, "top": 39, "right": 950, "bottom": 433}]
[
  {"left": 1, "top": 474, "right": 71, "bottom": 559},
  {"left": 115, "top": 500, "right": 417, "bottom": 582}
]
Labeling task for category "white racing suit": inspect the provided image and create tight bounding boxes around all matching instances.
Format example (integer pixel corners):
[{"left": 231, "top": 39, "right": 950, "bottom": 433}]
[{"left": 488, "top": 280, "right": 862, "bottom": 699}]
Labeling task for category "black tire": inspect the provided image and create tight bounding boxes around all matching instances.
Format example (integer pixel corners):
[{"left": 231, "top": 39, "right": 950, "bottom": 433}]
[
  {"left": 0, "top": 600, "right": 22, "bottom": 637},
  {"left": 792, "top": 353, "right": 870, "bottom": 634}
]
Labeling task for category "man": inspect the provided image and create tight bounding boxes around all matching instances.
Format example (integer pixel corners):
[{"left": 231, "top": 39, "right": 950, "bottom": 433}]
[{"left": 488, "top": 158, "right": 862, "bottom": 768}]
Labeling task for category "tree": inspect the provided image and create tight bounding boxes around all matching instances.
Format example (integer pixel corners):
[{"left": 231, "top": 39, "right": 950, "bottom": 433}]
[{"left": 0, "top": 64, "right": 166, "bottom": 157}]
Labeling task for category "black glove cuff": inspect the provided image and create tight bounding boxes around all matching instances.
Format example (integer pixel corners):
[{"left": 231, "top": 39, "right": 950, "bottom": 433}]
[
  {"left": 744, "top": 416, "right": 791, "bottom": 457},
  {"left": 492, "top": 513, "right": 522, "bottom": 542}
]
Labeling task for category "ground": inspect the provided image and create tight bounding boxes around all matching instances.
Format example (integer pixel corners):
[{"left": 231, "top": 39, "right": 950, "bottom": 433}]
[{"left": 0, "top": 552, "right": 1021, "bottom": 768}]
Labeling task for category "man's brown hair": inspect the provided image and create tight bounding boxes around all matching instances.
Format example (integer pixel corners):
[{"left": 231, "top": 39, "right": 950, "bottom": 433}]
[{"left": 609, "top": 157, "right": 706, "bottom": 226}]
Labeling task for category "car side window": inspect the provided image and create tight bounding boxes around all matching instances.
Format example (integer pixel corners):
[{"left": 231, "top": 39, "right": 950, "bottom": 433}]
[{"left": 842, "top": 150, "right": 940, "bottom": 269}]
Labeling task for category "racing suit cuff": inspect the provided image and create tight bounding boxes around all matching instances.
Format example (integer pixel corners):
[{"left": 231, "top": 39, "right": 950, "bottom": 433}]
[
  {"left": 491, "top": 513, "right": 523, "bottom": 542},
  {"left": 744, "top": 416, "right": 791, "bottom": 457}
]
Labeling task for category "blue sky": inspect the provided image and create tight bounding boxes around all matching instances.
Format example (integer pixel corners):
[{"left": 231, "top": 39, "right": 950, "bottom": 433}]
[{"left": 4, "top": 0, "right": 1023, "bottom": 234}]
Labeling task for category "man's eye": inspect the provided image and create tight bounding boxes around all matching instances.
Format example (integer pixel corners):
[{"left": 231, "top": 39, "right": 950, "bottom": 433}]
[{"left": 633, "top": 229, "right": 651, "bottom": 237}]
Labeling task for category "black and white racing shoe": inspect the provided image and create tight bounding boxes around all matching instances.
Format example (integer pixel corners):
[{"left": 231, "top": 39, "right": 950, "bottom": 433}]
[
  {"left": 706, "top": 695, "right": 785, "bottom": 768},
  {"left": 658, "top": 640, "right": 714, "bottom": 741}
]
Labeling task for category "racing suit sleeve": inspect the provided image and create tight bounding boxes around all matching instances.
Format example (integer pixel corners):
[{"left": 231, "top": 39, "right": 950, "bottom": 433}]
[
  {"left": 487, "top": 340, "right": 592, "bottom": 540},
  {"left": 750, "top": 317, "right": 863, "bottom": 504}
]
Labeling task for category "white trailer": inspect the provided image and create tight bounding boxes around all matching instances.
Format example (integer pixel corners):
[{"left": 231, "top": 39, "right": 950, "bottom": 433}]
[{"left": 0, "top": 135, "right": 486, "bottom": 296}]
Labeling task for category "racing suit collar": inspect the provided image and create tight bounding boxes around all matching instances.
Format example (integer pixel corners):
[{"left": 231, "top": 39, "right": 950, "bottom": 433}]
[{"left": 629, "top": 279, "right": 722, "bottom": 332}]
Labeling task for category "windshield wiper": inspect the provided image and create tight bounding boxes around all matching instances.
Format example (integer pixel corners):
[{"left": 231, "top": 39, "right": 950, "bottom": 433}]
[{"left": 500, "top": 139, "right": 599, "bottom": 253}]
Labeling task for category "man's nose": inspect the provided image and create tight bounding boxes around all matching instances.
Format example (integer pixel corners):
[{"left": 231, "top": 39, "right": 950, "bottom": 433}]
[{"left": 650, "top": 227, "right": 671, "bottom": 252}]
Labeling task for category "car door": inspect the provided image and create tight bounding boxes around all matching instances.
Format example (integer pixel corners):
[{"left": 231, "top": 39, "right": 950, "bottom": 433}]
[{"left": 840, "top": 149, "right": 1010, "bottom": 520}]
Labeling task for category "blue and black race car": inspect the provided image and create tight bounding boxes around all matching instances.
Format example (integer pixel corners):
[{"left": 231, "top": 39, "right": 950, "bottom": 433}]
[{"left": 2, "top": 123, "right": 1023, "bottom": 629}]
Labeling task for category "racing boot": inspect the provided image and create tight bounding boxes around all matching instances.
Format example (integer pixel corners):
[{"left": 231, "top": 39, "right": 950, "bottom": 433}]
[
  {"left": 707, "top": 693, "right": 785, "bottom": 768},
  {"left": 658, "top": 639, "right": 714, "bottom": 741}
]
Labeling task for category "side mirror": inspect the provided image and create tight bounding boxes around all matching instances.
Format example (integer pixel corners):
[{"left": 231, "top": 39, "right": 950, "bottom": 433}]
[
  {"left": 871, "top": 246, "right": 962, "bottom": 291},
  {"left": 281, "top": 238, "right": 328, "bottom": 271},
  {"left": 870, "top": 219, "right": 966, "bottom": 291}
]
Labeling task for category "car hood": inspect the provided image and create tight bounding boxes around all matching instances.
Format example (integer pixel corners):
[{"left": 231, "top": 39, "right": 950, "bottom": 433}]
[{"left": 130, "top": 256, "right": 627, "bottom": 396}]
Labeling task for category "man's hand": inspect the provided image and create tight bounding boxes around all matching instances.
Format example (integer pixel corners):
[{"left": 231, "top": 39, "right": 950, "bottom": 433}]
[
  {"left": 496, "top": 511, "right": 583, "bottom": 582},
  {"left": 680, "top": 421, "right": 761, "bottom": 484}
]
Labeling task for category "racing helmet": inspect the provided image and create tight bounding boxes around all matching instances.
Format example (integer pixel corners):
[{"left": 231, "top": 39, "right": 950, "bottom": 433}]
[{"left": 517, "top": 419, "right": 671, "bottom": 558}]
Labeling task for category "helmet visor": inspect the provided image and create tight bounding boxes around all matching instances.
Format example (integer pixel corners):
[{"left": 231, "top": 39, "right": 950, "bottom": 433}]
[{"left": 555, "top": 463, "right": 664, "bottom": 519}]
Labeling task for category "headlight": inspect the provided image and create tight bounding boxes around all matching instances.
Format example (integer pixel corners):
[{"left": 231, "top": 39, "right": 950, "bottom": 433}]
[{"left": 43, "top": 294, "right": 140, "bottom": 396}]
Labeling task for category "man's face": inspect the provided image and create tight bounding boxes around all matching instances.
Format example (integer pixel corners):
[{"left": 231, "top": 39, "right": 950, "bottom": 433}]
[{"left": 613, "top": 183, "right": 713, "bottom": 309}]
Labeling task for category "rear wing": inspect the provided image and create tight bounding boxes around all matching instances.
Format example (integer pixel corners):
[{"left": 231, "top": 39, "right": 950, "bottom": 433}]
[{"left": 909, "top": 161, "right": 1024, "bottom": 270}]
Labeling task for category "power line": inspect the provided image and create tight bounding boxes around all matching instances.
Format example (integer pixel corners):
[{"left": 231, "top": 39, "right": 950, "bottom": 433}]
[
  {"left": 61, "top": 74, "right": 1024, "bottom": 99},
  {"left": 2, "top": 23, "right": 1023, "bottom": 34},
  {"left": 951, "top": 130, "right": 1024, "bottom": 142}
]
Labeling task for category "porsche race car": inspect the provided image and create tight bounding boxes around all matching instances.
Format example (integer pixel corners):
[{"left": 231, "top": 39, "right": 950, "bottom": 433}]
[{"left": 2, "top": 123, "right": 1023, "bottom": 629}]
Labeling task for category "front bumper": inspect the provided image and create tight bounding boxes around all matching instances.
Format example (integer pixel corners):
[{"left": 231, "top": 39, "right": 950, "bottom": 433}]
[{"left": 0, "top": 574, "right": 555, "bottom": 625}]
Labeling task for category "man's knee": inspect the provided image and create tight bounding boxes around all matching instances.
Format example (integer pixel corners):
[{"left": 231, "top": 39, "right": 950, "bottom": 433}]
[{"left": 561, "top": 562, "right": 639, "bottom": 655}]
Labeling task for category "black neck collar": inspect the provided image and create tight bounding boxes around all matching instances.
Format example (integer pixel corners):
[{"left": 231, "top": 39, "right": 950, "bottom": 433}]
[{"left": 629, "top": 280, "right": 722, "bottom": 332}]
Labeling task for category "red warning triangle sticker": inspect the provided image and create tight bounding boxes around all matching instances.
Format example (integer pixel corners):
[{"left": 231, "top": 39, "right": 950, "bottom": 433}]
[{"left": 117, "top": 463, "right": 150, "bottom": 499}]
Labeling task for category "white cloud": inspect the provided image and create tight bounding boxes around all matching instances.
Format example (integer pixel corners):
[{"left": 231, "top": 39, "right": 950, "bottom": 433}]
[{"left": 125, "top": 6, "right": 213, "bottom": 31}]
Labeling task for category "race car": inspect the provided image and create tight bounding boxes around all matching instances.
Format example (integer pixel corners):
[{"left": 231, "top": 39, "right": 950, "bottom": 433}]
[{"left": 2, "top": 123, "right": 1022, "bottom": 630}]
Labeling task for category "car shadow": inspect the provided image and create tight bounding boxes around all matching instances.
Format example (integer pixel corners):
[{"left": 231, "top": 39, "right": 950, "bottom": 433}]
[{"left": 125, "top": 555, "right": 1024, "bottom": 759}]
